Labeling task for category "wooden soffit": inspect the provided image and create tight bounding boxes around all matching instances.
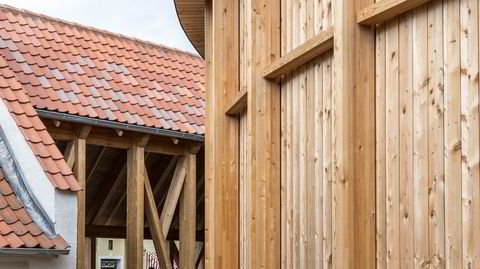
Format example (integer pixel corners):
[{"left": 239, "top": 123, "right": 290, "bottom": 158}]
[{"left": 174, "top": 0, "right": 205, "bottom": 57}]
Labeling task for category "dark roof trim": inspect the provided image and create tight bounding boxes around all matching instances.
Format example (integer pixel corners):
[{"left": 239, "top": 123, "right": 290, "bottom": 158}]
[
  {"left": 0, "top": 248, "right": 69, "bottom": 256},
  {"left": 173, "top": 1, "right": 204, "bottom": 58},
  {"left": 36, "top": 110, "right": 205, "bottom": 142}
]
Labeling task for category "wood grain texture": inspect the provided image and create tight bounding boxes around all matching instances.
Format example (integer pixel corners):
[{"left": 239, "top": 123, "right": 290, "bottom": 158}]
[
  {"left": 357, "top": 0, "right": 433, "bottom": 25},
  {"left": 398, "top": 11, "right": 414, "bottom": 269},
  {"left": 144, "top": 166, "right": 172, "bottom": 269},
  {"left": 180, "top": 154, "right": 196, "bottom": 269},
  {"left": 75, "top": 137, "right": 86, "bottom": 269},
  {"left": 126, "top": 144, "right": 144, "bottom": 269},
  {"left": 460, "top": 0, "right": 480, "bottom": 266},
  {"left": 375, "top": 22, "right": 387, "bottom": 269},
  {"left": 444, "top": 0, "right": 462, "bottom": 267},
  {"left": 263, "top": 27, "right": 333, "bottom": 79},
  {"left": 160, "top": 156, "right": 187, "bottom": 236},
  {"left": 427, "top": 1, "right": 445, "bottom": 267}
]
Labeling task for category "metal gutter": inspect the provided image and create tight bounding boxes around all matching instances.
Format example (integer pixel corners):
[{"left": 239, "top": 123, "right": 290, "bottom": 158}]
[
  {"left": 36, "top": 110, "right": 205, "bottom": 142},
  {"left": 0, "top": 248, "right": 69, "bottom": 256}
]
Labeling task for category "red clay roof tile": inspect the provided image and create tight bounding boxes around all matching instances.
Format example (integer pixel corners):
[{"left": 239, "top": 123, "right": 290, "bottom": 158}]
[
  {"left": 0, "top": 170, "right": 69, "bottom": 250},
  {"left": 0, "top": 5, "right": 204, "bottom": 136}
]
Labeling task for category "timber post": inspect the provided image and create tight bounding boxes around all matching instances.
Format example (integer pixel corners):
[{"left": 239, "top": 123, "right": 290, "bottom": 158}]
[
  {"left": 74, "top": 125, "right": 91, "bottom": 269},
  {"left": 126, "top": 143, "right": 145, "bottom": 268}
]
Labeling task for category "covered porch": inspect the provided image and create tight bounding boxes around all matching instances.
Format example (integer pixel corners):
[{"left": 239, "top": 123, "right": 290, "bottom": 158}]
[{"left": 43, "top": 116, "right": 205, "bottom": 269}]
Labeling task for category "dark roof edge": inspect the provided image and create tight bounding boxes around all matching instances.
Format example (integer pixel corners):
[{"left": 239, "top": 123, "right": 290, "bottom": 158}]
[
  {"left": 173, "top": 0, "right": 204, "bottom": 58},
  {"left": 0, "top": 248, "right": 69, "bottom": 256},
  {"left": 37, "top": 110, "right": 205, "bottom": 142}
]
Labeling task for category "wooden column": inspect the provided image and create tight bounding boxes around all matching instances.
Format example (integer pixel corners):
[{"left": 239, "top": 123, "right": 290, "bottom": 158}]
[
  {"left": 126, "top": 144, "right": 145, "bottom": 269},
  {"left": 247, "top": 0, "right": 281, "bottom": 267},
  {"left": 180, "top": 153, "right": 196, "bottom": 269},
  {"left": 333, "top": 0, "right": 376, "bottom": 267},
  {"left": 75, "top": 126, "right": 90, "bottom": 269},
  {"left": 353, "top": 3, "right": 376, "bottom": 269},
  {"left": 205, "top": 0, "right": 240, "bottom": 268}
]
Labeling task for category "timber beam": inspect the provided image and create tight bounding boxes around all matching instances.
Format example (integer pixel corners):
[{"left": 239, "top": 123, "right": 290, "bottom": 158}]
[
  {"left": 262, "top": 27, "right": 334, "bottom": 80},
  {"left": 45, "top": 120, "right": 193, "bottom": 156},
  {"left": 160, "top": 156, "right": 187, "bottom": 236},
  {"left": 357, "top": 0, "right": 433, "bottom": 25},
  {"left": 85, "top": 225, "right": 205, "bottom": 241},
  {"left": 225, "top": 88, "right": 248, "bottom": 115},
  {"left": 144, "top": 166, "right": 172, "bottom": 269}
]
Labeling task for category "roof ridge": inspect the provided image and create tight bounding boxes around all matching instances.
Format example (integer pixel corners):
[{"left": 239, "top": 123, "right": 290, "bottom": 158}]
[{"left": 0, "top": 4, "right": 203, "bottom": 59}]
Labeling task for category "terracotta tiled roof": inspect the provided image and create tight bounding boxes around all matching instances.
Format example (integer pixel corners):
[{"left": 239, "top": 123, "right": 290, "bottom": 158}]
[
  {"left": 0, "top": 5, "right": 206, "bottom": 135},
  {"left": 0, "top": 56, "right": 80, "bottom": 191},
  {"left": 0, "top": 169, "right": 69, "bottom": 249}
]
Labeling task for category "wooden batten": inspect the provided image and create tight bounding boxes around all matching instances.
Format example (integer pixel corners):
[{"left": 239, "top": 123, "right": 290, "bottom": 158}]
[
  {"left": 357, "top": 0, "right": 434, "bottom": 25},
  {"left": 262, "top": 27, "right": 334, "bottom": 79},
  {"left": 126, "top": 144, "right": 144, "bottom": 269},
  {"left": 225, "top": 88, "right": 248, "bottom": 115}
]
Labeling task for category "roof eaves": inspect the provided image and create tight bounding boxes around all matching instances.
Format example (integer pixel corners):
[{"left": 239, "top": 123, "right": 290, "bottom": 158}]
[
  {"left": 37, "top": 109, "right": 205, "bottom": 142},
  {"left": 0, "top": 248, "right": 69, "bottom": 256}
]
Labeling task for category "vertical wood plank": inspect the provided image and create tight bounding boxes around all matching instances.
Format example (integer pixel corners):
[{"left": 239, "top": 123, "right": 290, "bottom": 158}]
[
  {"left": 75, "top": 138, "right": 86, "bottom": 269},
  {"left": 292, "top": 0, "right": 300, "bottom": 267},
  {"left": 398, "top": 11, "right": 414, "bottom": 269},
  {"left": 126, "top": 144, "right": 144, "bottom": 269},
  {"left": 280, "top": 0, "right": 287, "bottom": 265},
  {"left": 386, "top": 17, "right": 400, "bottom": 269},
  {"left": 323, "top": 53, "right": 333, "bottom": 269},
  {"left": 298, "top": 0, "right": 307, "bottom": 267},
  {"left": 305, "top": 0, "right": 317, "bottom": 267},
  {"left": 322, "top": 0, "right": 333, "bottom": 265},
  {"left": 427, "top": 1, "right": 446, "bottom": 267},
  {"left": 460, "top": 0, "right": 479, "bottom": 267},
  {"left": 313, "top": 1, "right": 325, "bottom": 269},
  {"left": 180, "top": 153, "right": 196, "bottom": 269},
  {"left": 204, "top": 0, "right": 214, "bottom": 267},
  {"left": 444, "top": 0, "right": 463, "bottom": 267},
  {"left": 375, "top": 22, "right": 387, "bottom": 269},
  {"left": 413, "top": 5, "right": 429, "bottom": 268}
]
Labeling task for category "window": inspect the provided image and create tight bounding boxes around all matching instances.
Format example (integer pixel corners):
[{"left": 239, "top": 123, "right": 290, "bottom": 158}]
[{"left": 108, "top": 240, "right": 113, "bottom": 251}]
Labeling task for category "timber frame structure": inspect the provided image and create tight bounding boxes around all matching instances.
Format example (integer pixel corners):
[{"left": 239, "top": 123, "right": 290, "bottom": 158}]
[
  {"left": 44, "top": 116, "right": 204, "bottom": 269},
  {"left": 175, "top": 0, "right": 480, "bottom": 268}
]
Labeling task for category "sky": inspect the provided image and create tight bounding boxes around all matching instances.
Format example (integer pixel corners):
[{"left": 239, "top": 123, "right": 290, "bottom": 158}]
[{"left": 0, "top": 0, "right": 197, "bottom": 54}]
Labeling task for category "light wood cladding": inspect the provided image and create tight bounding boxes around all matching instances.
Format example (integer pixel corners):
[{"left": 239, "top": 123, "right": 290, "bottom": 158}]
[{"left": 374, "top": 2, "right": 480, "bottom": 267}]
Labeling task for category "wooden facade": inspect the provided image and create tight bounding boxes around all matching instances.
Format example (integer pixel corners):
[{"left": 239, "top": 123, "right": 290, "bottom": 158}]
[{"left": 176, "top": 0, "right": 480, "bottom": 268}]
